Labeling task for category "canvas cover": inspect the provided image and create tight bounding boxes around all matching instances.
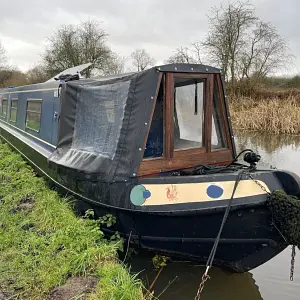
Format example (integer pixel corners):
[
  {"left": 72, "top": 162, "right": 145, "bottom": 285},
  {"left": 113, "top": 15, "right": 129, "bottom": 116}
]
[
  {"left": 48, "top": 68, "right": 160, "bottom": 182},
  {"left": 48, "top": 63, "right": 221, "bottom": 184}
]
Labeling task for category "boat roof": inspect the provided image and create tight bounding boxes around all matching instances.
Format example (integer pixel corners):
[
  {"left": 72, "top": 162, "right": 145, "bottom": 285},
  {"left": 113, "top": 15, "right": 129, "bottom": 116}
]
[
  {"left": 48, "top": 62, "right": 222, "bottom": 182},
  {"left": 91, "top": 63, "right": 220, "bottom": 82},
  {"left": 0, "top": 63, "right": 221, "bottom": 91}
]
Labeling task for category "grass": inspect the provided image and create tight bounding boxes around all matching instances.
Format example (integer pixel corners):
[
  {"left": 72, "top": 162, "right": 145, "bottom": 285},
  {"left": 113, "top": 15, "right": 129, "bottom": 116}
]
[{"left": 0, "top": 143, "right": 144, "bottom": 300}]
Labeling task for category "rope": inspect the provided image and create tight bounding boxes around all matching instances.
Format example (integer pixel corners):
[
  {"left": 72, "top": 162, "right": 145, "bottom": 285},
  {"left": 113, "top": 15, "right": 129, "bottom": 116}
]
[
  {"left": 207, "top": 170, "right": 244, "bottom": 266},
  {"left": 189, "top": 149, "right": 258, "bottom": 176},
  {"left": 195, "top": 170, "right": 245, "bottom": 300}
]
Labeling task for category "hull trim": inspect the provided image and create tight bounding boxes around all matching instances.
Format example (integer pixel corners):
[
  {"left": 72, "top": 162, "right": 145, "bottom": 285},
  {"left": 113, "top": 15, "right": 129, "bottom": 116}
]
[
  {"left": 0, "top": 87, "right": 57, "bottom": 95},
  {"left": 0, "top": 120, "right": 56, "bottom": 149},
  {"left": 102, "top": 228, "right": 278, "bottom": 247}
]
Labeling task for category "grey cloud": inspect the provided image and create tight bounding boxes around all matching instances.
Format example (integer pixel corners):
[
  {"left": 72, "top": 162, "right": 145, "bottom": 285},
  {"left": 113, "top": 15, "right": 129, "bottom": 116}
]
[{"left": 0, "top": 0, "right": 299, "bottom": 73}]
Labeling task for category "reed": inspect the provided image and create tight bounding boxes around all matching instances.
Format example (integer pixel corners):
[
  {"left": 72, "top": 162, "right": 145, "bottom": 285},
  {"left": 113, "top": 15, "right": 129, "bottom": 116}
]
[{"left": 229, "top": 92, "right": 300, "bottom": 135}]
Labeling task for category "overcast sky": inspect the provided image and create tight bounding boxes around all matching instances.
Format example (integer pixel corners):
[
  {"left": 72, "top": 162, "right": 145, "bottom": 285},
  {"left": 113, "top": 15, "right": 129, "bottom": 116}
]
[{"left": 0, "top": 0, "right": 299, "bottom": 75}]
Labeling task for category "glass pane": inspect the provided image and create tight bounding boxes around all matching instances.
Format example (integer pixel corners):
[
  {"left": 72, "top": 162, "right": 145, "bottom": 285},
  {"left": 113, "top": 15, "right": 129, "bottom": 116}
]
[
  {"left": 212, "top": 81, "right": 227, "bottom": 150},
  {"left": 27, "top": 100, "right": 42, "bottom": 113},
  {"left": 174, "top": 78, "right": 204, "bottom": 150},
  {"left": 2, "top": 100, "right": 7, "bottom": 117},
  {"left": 144, "top": 84, "right": 164, "bottom": 158},
  {"left": 26, "top": 117, "right": 41, "bottom": 131},
  {"left": 11, "top": 99, "right": 18, "bottom": 109},
  {"left": 10, "top": 108, "right": 17, "bottom": 122}
]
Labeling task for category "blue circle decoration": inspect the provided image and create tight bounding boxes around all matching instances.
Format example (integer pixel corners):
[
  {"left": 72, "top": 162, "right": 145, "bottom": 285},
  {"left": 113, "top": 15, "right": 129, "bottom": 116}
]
[
  {"left": 130, "top": 185, "right": 151, "bottom": 206},
  {"left": 206, "top": 185, "right": 224, "bottom": 199},
  {"left": 143, "top": 189, "right": 151, "bottom": 199}
]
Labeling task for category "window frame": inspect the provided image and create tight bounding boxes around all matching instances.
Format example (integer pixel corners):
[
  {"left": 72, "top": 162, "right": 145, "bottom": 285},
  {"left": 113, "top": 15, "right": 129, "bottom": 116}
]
[
  {"left": 1, "top": 98, "right": 8, "bottom": 119},
  {"left": 138, "top": 73, "right": 234, "bottom": 176},
  {"left": 170, "top": 73, "right": 209, "bottom": 158},
  {"left": 10, "top": 98, "right": 18, "bottom": 122},
  {"left": 173, "top": 77, "right": 206, "bottom": 152},
  {"left": 25, "top": 98, "right": 42, "bottom": 132}
]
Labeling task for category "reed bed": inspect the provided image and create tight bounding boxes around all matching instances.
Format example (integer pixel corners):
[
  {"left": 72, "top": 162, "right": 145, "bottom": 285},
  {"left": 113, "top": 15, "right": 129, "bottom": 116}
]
[{"left": 229, "top": 93, "right": 300, "bottom": 135}]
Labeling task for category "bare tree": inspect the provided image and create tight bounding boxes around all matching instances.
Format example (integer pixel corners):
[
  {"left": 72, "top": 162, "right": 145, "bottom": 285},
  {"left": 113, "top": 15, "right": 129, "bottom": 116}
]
[
  {"left": 191, "top": 42, "right": 203, "bottom": 64},
  {"left": 167, "top": 47, "right": 193, "bottom": 64},
  {"left": 0, "top": 68, "right": 27, "bottom": 88},
  {"left": 131, "top": 49, "right": 155, "bottom": 71},
  {"left": 43, "top": 20, "right": 112, "bottom": 77},
  {"left": 0, "top": 69, "right": 13, "bottom": 87},
  {"left": 26, "top": 65, "right": 49, "bottom": 84},
  {"left": 0, "top": 41, "right": 7, "bottom": 68},
  {"left": 102, "top": 53, "right": 126, "bottom": 75},
  {"left": 166, "top": 43, "right": 203, "bottom": 64},
  {"left": 238, "top": 21, "right": 291, "bottom": 78},
  {"left": 203, "top": 0, "right": 257, "bottom": 82},
  {"left": 202, "top": 0, "right": 291, "bottom": 82}
]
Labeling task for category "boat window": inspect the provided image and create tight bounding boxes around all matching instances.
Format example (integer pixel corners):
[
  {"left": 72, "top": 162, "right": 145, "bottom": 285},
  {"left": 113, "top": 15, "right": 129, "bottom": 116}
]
[
  {"left": 72, "top": 80, "right": 130, "bottom": 158},
  {"left": 26, "top": 99, "right": 42, "bottom": 132},
  {"left": 212, "top": 80, "right": 227, "bottom": 150},
  {"left": 10, "top": 99, "right": 18, "bottom": 122},
  {"left": 174, "top": 78, "right": 204, "bottom": 150},
  {"left": 143, "top": 84, "right": 164, "bottom": 158},
  {"left": 1, "top": 99, "right": 7, "bottom": 118}
]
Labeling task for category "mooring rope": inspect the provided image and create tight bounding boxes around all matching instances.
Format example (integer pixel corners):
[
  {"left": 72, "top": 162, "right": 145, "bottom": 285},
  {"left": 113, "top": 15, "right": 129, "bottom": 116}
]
[
  {"left": 194, "top": 151, "right": 300, "bottom": 298},
  {"left": 194, "top": 170, "right": 246, "bottom": 300}
]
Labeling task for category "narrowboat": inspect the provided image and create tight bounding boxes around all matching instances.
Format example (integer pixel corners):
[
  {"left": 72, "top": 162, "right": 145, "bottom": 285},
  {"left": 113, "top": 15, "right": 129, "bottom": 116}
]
[{"left": 0, "top": 63, "right": 299, "bottom": 273}]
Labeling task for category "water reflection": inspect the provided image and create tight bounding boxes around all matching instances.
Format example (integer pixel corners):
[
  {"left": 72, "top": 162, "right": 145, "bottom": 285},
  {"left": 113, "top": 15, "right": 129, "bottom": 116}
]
[
  {"left": 128, "top": 132, "right": 300, "bottom": 299},
  {"left": 234, "top": 131, "right": 300, "bottom": 173},
  {"left": 129, "top": 251, "right": 263, "bottom": 300},
  {"left": 235, "top": 131, "right": 300, "bottom": 154}
]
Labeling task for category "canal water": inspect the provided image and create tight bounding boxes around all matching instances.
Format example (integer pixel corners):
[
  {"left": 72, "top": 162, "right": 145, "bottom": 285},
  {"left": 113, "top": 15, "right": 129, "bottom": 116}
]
[{"left": 129, "top": 132, "right": 300, "bottom": 300}]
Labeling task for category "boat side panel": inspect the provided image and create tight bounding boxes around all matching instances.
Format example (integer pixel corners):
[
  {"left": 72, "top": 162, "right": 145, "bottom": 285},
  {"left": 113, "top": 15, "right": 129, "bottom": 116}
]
[
  {"left": 0, "top": 82, "right": 59, "bottom": 147},
  {"left": 0, "top": 117, "right": 298, "bottom": 215}
]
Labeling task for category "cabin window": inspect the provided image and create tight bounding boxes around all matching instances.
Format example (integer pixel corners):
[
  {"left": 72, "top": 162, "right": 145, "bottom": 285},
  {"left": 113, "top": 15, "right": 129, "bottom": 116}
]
[
  {"left": 174, "top": 78, "right": 204, "bottom": 150},
  {"left": 72, "top": 81, "right": 130, "bottom": 158},
  {"left": 26, "top": 99, "right": 42, "bottom": 132},
  {"left": 10, "top": 99, "right": 18, "bottom": 122},
  {"left": 144, "top": 84, "right": 164, "bottom": 158},
  {"left": 211, "top": 80, "right": 227, "bottom": 150},
  {"left": 1, "top": 99, "right": 7, "bottom": 118}
]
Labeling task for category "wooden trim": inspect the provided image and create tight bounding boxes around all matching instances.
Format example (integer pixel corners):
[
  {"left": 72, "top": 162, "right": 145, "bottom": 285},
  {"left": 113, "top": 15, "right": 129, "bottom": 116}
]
[
  {"left": 138, "top": 148, "right": 233, "bottom": 176},
  {"left": 204, "top": 74, "right": 213, "bottom": 152},
  {"left": 171, "top": 74, "right": 208, "bottom": 154},
  {"left": 216, "top": 75, "right": 234, "bottom": 156},
  {"left": 165, "top": 73, "right": 174, "bottom": 159},
  {"left": 173, "top": 73, "right": 209, "bottom": 79},
  {"left": 138, "top": 72, "right": 234, "bottom": 177},
  {"left": 140, "top": 72, "right": 163, "bottom": 156},
  {"left": 174, "top": 147, "right": 205, "bottom": 158}
]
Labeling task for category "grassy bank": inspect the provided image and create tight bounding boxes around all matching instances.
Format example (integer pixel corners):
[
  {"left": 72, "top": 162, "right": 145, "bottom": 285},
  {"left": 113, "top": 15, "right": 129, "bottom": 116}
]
[
  {"left": 229, "top": 88, "right": 300, "bottom": 135},
  {"left": 0, "top": 144, "right": 144, "bottom": 300}
]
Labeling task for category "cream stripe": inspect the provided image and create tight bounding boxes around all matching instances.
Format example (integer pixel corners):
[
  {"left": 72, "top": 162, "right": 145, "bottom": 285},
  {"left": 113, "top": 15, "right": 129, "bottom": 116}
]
[{"left": 142, "top": 180, "right": 269, "bottom": 206}]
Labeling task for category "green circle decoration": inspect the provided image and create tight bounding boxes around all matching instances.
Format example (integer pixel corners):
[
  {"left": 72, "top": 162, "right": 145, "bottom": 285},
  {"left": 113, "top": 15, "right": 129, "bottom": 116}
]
[{"left": 130, "top": 185, "right": 151, "bottom": 206}]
